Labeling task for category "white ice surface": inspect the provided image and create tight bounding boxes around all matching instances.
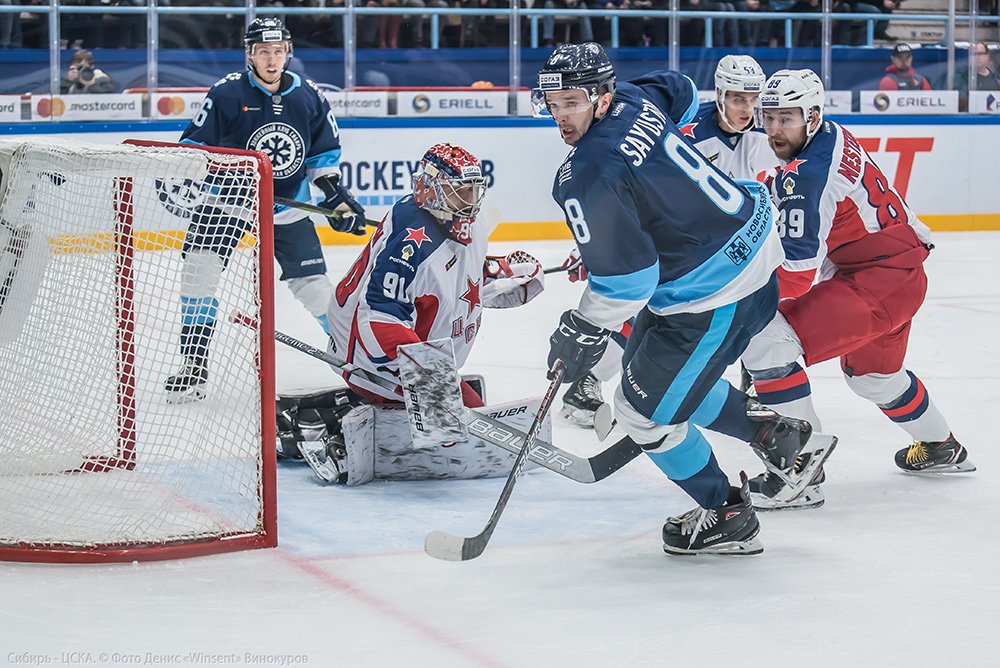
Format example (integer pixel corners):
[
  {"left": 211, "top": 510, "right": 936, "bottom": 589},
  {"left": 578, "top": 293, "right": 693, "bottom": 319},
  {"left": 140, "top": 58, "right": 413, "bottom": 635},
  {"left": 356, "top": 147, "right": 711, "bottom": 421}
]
[{"left": 3, "top": 234, "right": 998, "bottom": 668}]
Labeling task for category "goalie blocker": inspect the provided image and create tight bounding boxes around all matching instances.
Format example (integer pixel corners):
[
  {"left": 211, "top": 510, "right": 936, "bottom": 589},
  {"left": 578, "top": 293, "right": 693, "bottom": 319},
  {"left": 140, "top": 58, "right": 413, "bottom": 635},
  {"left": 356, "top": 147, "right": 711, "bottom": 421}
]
[{"left": 276, "top": 385, "right": 547, "bottom": 486}]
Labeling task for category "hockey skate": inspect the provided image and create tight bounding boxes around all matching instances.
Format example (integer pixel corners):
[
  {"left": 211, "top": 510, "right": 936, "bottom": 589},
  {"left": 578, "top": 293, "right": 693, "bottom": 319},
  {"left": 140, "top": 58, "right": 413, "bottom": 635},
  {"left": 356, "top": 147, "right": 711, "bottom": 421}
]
[
  {"left": 164, "top": 357, "right": 208, "bottom": 403},
  {"left": 748, "top": 466, "right": 826, "bottom": 511},
  {"left": 747, "top": 410, "right": 837, "bottom": 503},
  {"left": 298, "top": 434, "right": 349, "bottom": 484},
  {"left": 894, "top": 434, "right": 976, "bottom": 475},
  {"left": 662, "top": 472, "right": 763, "bottom": 556},
  {"left": 559, "top": 372, "right": 605, "bottom": 428}
]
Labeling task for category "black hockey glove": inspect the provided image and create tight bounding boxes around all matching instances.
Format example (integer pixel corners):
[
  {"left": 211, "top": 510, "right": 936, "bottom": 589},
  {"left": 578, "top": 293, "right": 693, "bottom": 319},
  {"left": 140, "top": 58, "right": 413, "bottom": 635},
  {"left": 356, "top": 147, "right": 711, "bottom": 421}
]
[
  {"left": 315, "top": 173, "right": 367, "bottom": 235},
  {"left": 547, "top": 309, "right": 611, "bottom": 383}
]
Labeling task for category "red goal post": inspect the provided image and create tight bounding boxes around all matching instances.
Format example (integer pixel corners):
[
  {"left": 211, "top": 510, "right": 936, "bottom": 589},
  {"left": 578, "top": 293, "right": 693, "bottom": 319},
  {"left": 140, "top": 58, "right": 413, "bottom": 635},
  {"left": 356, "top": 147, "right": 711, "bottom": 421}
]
[{"left": 0, "top": 139, "right": 276, "bottom": 563}]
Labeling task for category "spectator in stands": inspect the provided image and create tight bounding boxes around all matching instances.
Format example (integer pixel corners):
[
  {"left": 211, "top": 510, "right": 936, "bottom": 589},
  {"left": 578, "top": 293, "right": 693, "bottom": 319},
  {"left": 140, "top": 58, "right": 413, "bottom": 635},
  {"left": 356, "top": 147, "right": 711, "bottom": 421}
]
[
  {"left": 679, "top": 0, "right": 737, "bottom": 47},
  {"left": 879, "top": 43, "right": 932, "bottom": 90},
  {"left": 960, "top": 42, "right": 1000, "bottom": 91},
  {"left": 855, "top": 0, "right": 897, "bottom": 42},
  {"left": 593, "top": 0, "right": 644, "bottom": 47},
  {"left": 62, "top": 49, "right": 114, "bottom": 94},
  {"left": 633, "top": 0, "right": 668, "bottom": 47},
  {"left": 542, "top": 0, "right": 594, "bottom": 47},
  {"left": 735, "top": 0, "right": 769, "bottom": 48},
  {"left": 402, "top": 0, "right": 449, "bottom": 47},
  {"left": 0, "top": 0, "right": 24, "bottom": 48},
  {"left": 835, "top": 0, "right": 884, "bottom": 46}
]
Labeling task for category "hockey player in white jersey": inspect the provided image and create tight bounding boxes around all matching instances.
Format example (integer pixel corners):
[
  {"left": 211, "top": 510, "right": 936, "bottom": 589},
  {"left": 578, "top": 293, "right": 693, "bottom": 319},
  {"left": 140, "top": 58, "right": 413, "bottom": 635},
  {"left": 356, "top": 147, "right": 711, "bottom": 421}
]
[
  {"left": 559, "top": 54, "right": 779, "bottom": 427},
  {"left": 286, "top": 142, "right": 547, "bottom": 485},
  {"left": 742, "top": 69, "right": 975, "bottom": 510}
]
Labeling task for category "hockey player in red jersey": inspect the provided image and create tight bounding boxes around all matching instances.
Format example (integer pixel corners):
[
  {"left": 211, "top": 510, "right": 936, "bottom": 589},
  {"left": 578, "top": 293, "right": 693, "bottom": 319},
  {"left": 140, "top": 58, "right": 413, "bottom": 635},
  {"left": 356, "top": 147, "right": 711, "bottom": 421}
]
[
  {"left": 742, "top": 69, "right": 975, "bottom": 510},
  {"left": 284, "top": 143, "right": 547, "bottom": 486}
]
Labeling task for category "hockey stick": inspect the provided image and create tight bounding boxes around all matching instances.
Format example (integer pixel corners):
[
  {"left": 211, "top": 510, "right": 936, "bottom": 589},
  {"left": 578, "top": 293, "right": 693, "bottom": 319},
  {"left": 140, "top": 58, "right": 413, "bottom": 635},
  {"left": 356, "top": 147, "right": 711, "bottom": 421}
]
[
  {"left": 234, "top": 316, "right": 644, "bottom": 484},
  {"left": 425, "top": 362, "right": 565, "bottom": 562},
  {"left": 273, "top": 196, "right": 381, "bottom": 228}
]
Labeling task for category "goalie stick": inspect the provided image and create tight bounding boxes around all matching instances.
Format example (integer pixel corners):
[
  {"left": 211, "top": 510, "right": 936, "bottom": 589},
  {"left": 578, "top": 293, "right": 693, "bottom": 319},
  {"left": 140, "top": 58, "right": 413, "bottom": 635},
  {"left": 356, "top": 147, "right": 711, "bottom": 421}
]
[
  {"left": 424, "top": 362, "right": 564, "bottom": 562},
  {"left": 231, "top": 314, "right": 644, "bottom": 484},
  {"left": 273, "top": 196, "right": 381, "bottom": 228}
]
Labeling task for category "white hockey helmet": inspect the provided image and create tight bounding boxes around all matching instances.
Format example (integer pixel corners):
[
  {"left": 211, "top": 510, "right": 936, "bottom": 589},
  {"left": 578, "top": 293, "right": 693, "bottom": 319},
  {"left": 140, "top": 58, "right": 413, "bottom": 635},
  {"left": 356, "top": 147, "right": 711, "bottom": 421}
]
[
  {"left": 715, "top": 55, "right": 765, "bottom": 133},
  {"left": 758, "top": 68, "right": 825, "bottom": 139}
]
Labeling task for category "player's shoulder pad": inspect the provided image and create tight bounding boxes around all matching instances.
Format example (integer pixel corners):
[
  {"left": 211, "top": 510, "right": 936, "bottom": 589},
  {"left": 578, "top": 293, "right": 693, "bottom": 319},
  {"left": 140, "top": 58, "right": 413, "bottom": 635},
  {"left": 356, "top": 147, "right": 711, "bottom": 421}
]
[{"left": 380, "top": 197, "right": 448, "bottom": 274}]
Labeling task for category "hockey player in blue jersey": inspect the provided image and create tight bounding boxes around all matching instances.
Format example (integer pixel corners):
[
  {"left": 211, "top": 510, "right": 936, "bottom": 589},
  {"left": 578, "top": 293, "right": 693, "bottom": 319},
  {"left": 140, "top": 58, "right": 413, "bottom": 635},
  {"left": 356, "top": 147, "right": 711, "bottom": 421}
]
[
  {"left": 558, "top": 54, "right": 779, "bottom": 425},
  {"left": 534, "top": 43, "right": 836, "bottom": 556},
  {"left": 164, "top": 17, "right": 366, "bottom": 402}
]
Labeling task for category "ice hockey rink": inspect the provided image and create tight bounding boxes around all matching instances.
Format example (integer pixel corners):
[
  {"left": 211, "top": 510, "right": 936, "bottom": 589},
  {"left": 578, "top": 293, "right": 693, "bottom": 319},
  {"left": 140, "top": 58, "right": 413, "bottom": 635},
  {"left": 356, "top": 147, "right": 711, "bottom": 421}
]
[{"left": 3, "top": 232, "right": 997, "bottom": 668}]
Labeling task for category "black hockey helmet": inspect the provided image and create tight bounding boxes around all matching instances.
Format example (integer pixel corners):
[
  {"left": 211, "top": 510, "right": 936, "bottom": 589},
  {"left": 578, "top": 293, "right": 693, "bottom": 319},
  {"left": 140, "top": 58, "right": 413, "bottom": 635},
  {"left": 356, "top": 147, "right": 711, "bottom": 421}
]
[
  {"left": 531, "top": 42, "right": 616, "bottom": 117},
  {"left": 244, "top": 17, "right": 292, "bottom": 51}
]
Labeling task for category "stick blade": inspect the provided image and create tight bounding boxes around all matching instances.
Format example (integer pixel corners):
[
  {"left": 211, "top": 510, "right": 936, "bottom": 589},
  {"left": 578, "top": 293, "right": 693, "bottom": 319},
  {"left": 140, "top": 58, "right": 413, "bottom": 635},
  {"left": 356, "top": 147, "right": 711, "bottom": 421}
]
[
  {"left": 424, "top": 530, "right": 487, "bottom": 562},
  {"left": 594, "top": 403, "right": 615, "bottom": 442}
]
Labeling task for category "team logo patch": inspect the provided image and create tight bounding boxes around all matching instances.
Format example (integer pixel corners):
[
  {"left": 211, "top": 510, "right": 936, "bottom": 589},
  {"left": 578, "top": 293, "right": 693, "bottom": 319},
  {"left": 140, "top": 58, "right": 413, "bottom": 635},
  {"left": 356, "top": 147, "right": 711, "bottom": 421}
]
[
  {"left": 680, "top": 122, "right": 698, "bottom": 139},
  {"left": 402, "top": 244, "right": 414, "bottom": 261},
  {"left": 460, "top": 277, "right": 481, "bottom": 315},
  {"left": 247, "top": 122, "right": 304, "bottom": 179},
  {"left": 781, "top": 159, "right": 807, "bottom": 175},
  {"left": 783, "top": 177, "right": 796, "bottom": 195},
  {"left": 725, "top": 238, "right": 752, "bottom": 266},
  {"left": 403, "top": 226, "right": 432, "bottom": 248}
]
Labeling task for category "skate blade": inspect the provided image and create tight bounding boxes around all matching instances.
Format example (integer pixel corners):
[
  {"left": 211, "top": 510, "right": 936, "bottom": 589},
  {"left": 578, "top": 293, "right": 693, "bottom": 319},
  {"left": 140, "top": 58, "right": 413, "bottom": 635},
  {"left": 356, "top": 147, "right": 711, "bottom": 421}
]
[
  {"left": 772, "top": 434, "right": 837, "bottom": 502},
  {"left": 751, "top": 487, "right": 825, "bottom": 512},
  {"left": 559, "top": 405, "right": 596, "bottom": 429},
  {"left": 164, "top": 386, "right": 206, "bottom": 404},
  {"left": 899, "top": 459, "right": 977, "bottom": 476},
  {"left": 663, "top": 535, "right": 764, "bottom": 557}
]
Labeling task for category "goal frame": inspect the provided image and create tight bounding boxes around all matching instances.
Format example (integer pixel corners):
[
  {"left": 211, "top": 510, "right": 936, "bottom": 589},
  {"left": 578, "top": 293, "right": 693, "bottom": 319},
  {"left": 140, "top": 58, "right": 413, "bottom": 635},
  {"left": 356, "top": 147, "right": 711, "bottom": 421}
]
[{"left": 0, "top": 140, "right": 277, "bottom": 563}]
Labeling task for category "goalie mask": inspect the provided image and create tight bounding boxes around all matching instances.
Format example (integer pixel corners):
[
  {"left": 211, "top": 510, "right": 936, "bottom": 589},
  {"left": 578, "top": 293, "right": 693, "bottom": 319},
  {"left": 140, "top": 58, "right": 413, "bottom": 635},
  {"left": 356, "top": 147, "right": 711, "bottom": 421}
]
[
  {"left": 715, "top": 55, "right": 765, "bottom": 134},
  {"left": 411, "top": 143, "right": 487, "bottom": 245},
  {"left": 531, "top": 42, "right": 617, "bottom": 118}
]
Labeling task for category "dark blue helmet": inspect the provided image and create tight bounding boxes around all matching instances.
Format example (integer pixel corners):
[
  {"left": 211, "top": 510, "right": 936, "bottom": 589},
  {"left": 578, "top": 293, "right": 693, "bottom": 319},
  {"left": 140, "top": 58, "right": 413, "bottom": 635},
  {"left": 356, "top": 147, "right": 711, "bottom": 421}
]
[
  {"left": 531, "top": 42, "right": 616, "bottom": 117},
  {"left": 244, "top": 17, "right": 292, "bottom": 50}
]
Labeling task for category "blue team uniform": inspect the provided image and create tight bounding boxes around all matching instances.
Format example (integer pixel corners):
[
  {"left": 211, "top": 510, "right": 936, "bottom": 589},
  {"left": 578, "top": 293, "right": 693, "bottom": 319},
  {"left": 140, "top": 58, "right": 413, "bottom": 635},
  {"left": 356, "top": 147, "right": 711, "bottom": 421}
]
[
  {"left": 552, "top": 71, "right": 785, "bottom": 507},
  {"left": 181, "top": 70, "right": 342, "bottom": 280}
]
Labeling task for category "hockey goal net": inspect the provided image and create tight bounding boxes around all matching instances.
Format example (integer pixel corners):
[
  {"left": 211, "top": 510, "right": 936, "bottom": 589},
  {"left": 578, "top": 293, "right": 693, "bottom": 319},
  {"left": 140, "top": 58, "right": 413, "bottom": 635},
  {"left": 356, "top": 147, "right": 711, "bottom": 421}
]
[{"left": 0, "top": 139, "right": 275, "bottom": 562}]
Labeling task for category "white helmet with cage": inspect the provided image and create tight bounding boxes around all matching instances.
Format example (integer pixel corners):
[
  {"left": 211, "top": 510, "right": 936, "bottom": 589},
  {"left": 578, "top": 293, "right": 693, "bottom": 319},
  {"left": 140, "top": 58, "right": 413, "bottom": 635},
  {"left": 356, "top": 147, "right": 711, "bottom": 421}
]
[
  {"left": 714, "top": 55, "right": 765, "bottom": 133},
  {"left": 758, "top": 69, "right": 826, "bottom": 140}
]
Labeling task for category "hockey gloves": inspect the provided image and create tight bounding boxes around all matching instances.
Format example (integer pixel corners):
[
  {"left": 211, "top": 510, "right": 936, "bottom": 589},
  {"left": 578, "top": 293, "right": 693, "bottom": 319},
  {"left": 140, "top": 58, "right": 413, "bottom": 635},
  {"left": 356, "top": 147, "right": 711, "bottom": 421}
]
[
  {"left": 482, "top": 251, "right": 545, "bottom": 309},
  {"left": 560, "top": 247, "right": 588, "bottom": 282},
  {"left": 315, "top": 173, "right": 367, "bottom": 236},
  {"left": 547, "top": 309, "right": 610, "bottom": 383}
]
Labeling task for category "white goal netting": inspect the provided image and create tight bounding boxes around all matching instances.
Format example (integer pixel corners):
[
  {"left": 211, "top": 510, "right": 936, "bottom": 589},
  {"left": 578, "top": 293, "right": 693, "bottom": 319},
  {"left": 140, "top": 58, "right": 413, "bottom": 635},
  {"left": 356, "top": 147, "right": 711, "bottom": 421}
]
[{"left": 0, "top": 139, "right": 274, "bottom": 561}]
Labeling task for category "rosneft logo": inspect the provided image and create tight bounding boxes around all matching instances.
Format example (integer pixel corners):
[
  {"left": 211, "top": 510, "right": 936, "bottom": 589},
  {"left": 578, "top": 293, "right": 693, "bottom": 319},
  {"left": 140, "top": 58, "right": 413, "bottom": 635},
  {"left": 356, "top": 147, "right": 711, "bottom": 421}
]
[
  {"left": 156, "top": 95, "right": 187, "bottom": 115},
  {"left": 412, "top": 94, "right": 431, "bottom": 113},
  {"left": 873, "top": 93, "right": 891, "bottom": 112},
  {"left": 36, "top": 97, "right": 66, "bottom": 117}
]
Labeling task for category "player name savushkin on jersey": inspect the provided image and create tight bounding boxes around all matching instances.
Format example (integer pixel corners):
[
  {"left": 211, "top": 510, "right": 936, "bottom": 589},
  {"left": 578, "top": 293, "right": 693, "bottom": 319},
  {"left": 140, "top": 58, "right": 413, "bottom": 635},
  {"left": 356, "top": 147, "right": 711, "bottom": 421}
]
[{"left": 618, "top": 99, "right": 668, "bottom": 166}]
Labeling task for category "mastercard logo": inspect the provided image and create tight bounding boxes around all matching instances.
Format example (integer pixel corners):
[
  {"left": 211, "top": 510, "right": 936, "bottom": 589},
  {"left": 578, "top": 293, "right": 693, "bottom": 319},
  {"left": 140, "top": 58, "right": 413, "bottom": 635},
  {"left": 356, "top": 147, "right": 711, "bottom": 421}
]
[
  {"left": 36, "top": 97, "right": 65, "bottom": 117},
  {"left": 156, "top": 95, "right": 187, "bottom": 116}
]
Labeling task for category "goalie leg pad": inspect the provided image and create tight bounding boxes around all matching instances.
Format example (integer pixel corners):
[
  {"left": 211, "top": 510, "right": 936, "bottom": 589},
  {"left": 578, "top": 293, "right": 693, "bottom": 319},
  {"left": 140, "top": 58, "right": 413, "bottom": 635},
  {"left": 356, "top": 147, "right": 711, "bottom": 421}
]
[{"left": 369, "top": 398, "right": 547, "bottom": 481}]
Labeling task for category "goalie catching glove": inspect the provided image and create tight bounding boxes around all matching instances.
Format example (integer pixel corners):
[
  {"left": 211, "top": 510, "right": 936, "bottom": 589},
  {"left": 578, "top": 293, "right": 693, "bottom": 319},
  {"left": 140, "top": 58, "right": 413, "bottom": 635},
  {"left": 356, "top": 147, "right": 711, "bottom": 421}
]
[
  {"left": 481, "top": 250, "right": 544, "bottom": 309},
  {"left": 547, "top": 309, "right": 611, "bottom": 383},
  {"left": 315, "top": 173, "right": 367, "bottom": 235}
]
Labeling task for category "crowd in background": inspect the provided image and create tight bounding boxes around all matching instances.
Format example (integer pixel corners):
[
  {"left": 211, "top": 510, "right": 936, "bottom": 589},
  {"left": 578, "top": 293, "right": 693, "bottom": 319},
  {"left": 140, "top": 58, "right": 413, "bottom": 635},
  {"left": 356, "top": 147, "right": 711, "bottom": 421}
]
[{"left": 2, "top": 0, "right": 1000, "bottom": 50}]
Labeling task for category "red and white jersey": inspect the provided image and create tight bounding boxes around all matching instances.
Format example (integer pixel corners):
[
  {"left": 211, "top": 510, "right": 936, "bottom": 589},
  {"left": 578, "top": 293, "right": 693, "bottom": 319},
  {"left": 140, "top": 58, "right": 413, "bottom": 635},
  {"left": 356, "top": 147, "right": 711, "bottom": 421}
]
[
  {"left": 769, "top": 120, "right": 932, "bottom": 298},
  {"left": 328, "top": 196, "right": 489, "bottom": 401},
  {"left": 682, "top": 102, "right": 779, "bottom": 182}
]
